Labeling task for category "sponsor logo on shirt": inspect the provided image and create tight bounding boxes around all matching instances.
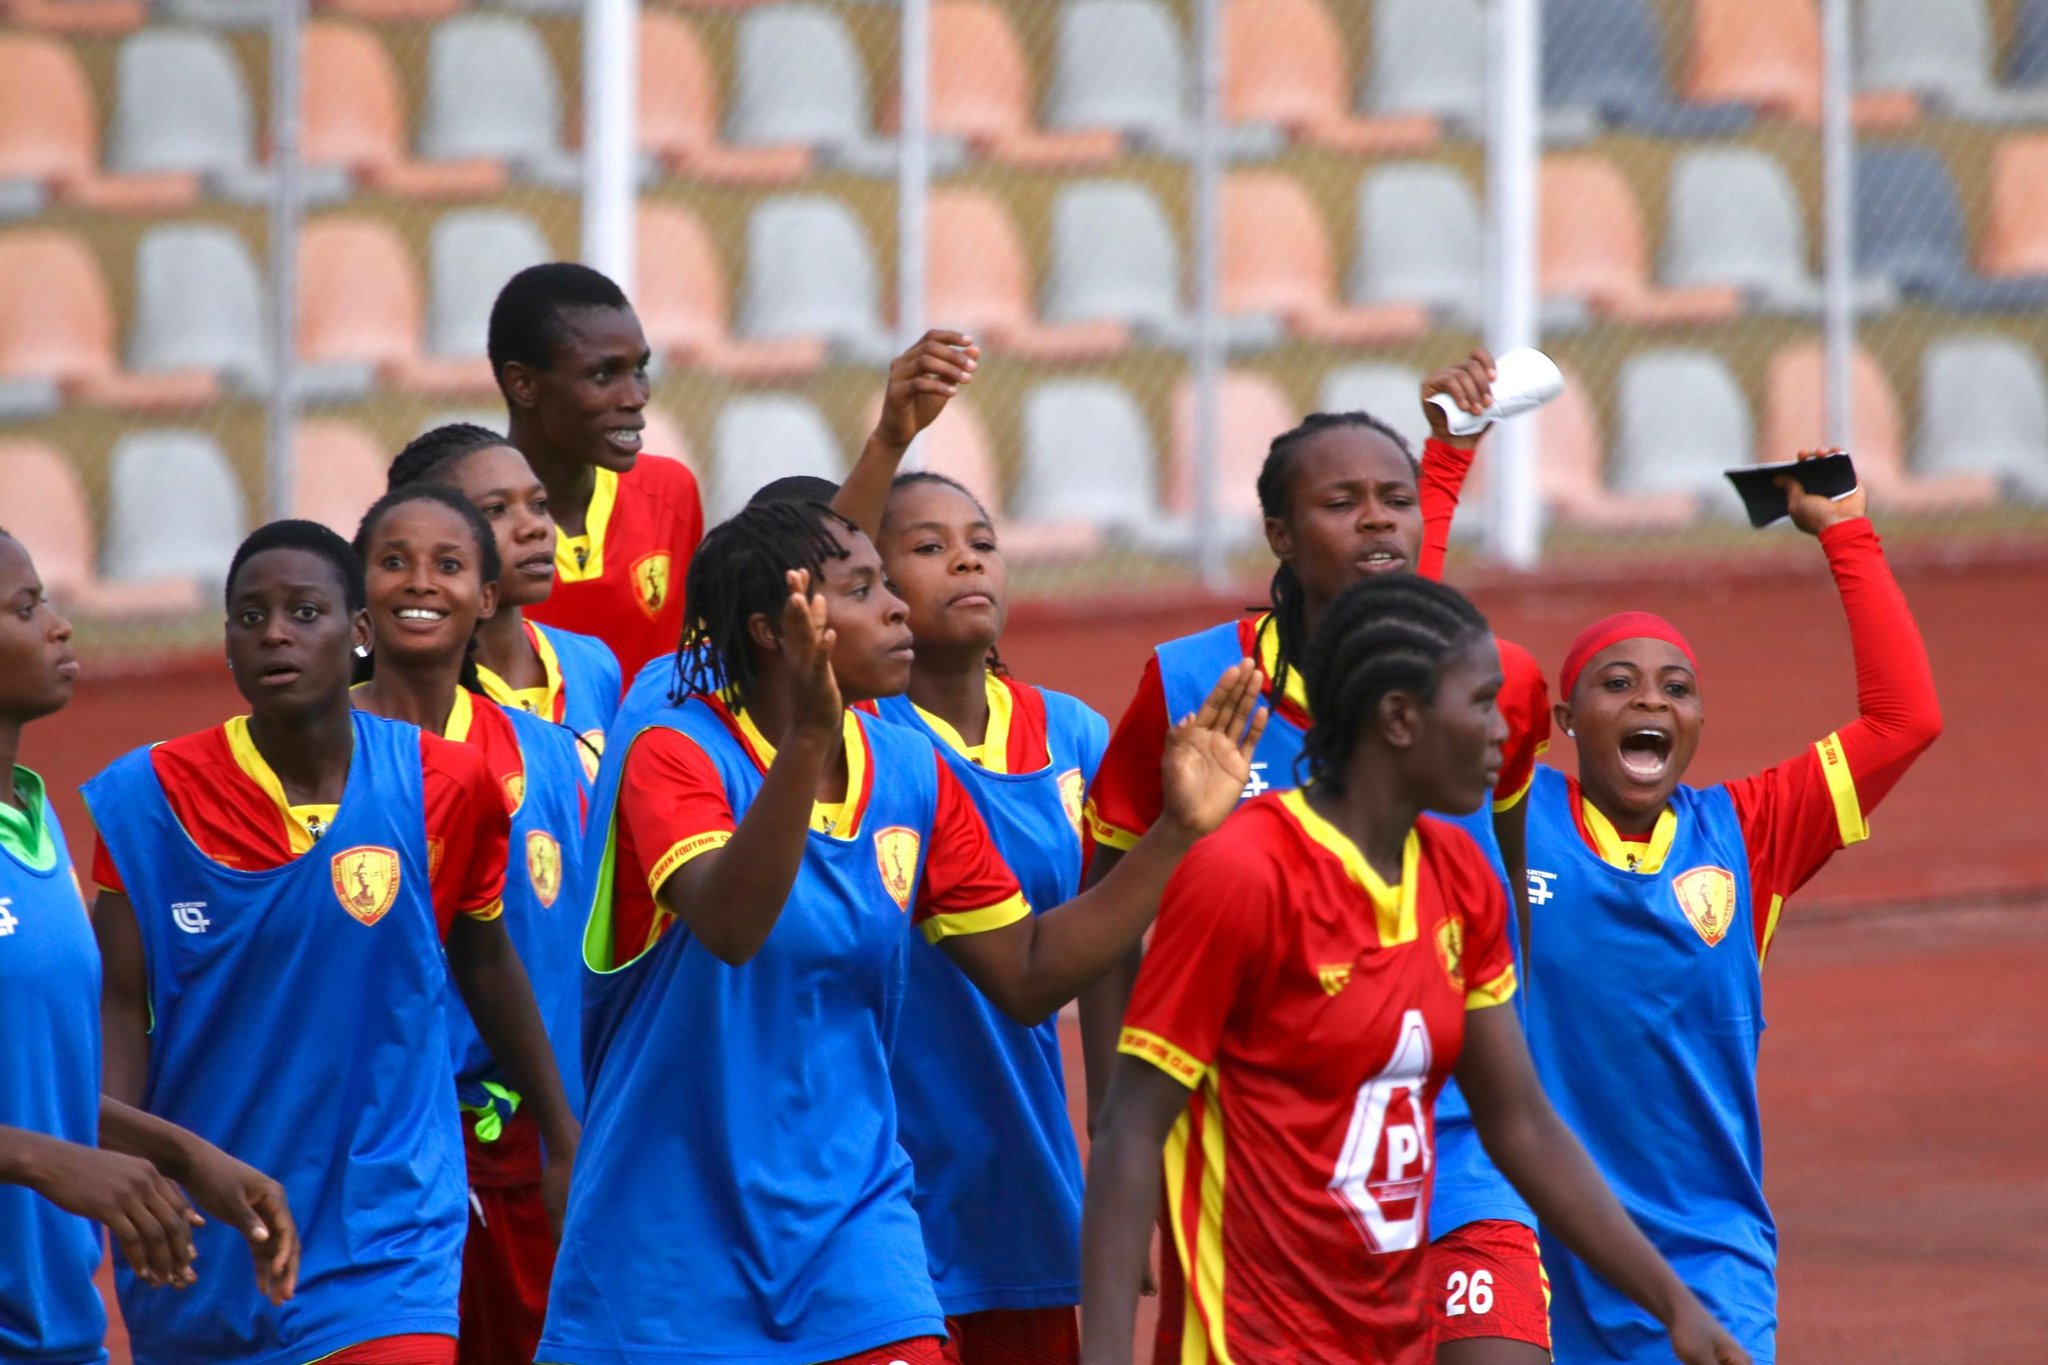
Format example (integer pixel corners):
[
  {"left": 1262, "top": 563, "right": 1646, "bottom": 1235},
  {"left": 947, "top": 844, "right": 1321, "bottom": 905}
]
[
  {"left": 1436, "top": 916, "right": 1466, "bottom": 991},
  {"left": 0, "top": 897, "right": 15, "bottom": 937},
  {"left": 632, "top": 552, "right": 672, "bottom": 619},
  {"left": 1242, "top": 760, "right": 1270, "bottom": 801},
  {"left": 1057, "top": 768, "right": 1085, "bottom": 836},
  {"left": 1527, "top": 869, "right": 1557, "bottom": 905},
  {"left": 172, "top": 901, "right": 212, "bottom": 935},
  {"left": 1316, "top": 962, "right": 1354, "bottom": 996},
  {"left": 527, "top": 831, "right": 562, "bottom": 908},
  {"left": 873, "top": 826, "right": 920, "bottom": 913},
  {"left": 332, "top": 845, "right": 401, "bottom": 926},
  {"left": 1672, "top": 865, "right": 1737, "bottom": 947}
]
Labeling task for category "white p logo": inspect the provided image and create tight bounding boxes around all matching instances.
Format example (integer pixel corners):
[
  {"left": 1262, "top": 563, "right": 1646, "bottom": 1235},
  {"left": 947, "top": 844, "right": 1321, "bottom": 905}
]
[{"left": 172, "top": 902, "right": 211, "bottom": 935}]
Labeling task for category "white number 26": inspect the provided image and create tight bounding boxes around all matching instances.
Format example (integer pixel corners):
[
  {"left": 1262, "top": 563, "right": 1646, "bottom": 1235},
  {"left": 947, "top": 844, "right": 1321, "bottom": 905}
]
[{"left": 1445, "top": 1268, "right": 1494, "bottom": 1317}]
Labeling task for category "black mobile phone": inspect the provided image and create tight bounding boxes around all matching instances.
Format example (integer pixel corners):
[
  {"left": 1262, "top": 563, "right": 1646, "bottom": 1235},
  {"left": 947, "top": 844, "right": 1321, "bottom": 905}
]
[{"left": 1724, "top": 451, "right": 1859, "bottom": 528}]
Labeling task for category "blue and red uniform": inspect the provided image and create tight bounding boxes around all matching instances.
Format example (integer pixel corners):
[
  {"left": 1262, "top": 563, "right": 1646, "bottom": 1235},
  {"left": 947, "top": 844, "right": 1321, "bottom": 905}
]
[
  {"left": 527, "top": 456, "right": 704, "bottom": 670},
  {"left": 477, "top": 617, "right": 623, "bottom": 788}
]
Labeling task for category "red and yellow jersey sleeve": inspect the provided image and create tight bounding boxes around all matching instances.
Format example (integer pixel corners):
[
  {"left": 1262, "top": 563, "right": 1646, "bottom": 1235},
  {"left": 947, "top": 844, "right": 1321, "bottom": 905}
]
[
  {"left": 612, "top": 726, "right": 736, "bottom": 962},
  {"left": 1493, "top": 637, "right": 1552, "bottom": 813},
  {"left": 1432, "top": 825, "right": 1518, "bottom": 1009},
  {"left": 1084, "top": 656, "right": 1170, "bottom": 853},
  {"left": 92, "top": 727, "right": 296, "bottom": 894},
  {"left": 914, "top": 760, "right": 1028, "bottom": 942},
  {"left": 419, "top": 733, "right": 508, "bottom": 934}
]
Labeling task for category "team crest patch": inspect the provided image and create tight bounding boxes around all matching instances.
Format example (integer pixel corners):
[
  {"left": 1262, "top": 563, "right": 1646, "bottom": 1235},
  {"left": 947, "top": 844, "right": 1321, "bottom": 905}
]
[
  {"left": 579, "top": 729, "right": 605, "bottom": 783},
  {"left": 331, "top": 846, "right": 401, "bottom": 926},
  {"left": 1672, "top": 865, "right": 1738, "bottom": 946},
  {"left": 502, "top": 772, "right": 526, "bottom": 812},
  {"left": 632, "top": 552, "right": 672, "bottom": 619},
  {"left": 1436, "top": 916, "right": 1466, "bottom": 990},
  {"left": 1058, "top": 768, "right": 1085, "bottom": 836},
  {"left": 1316, "top": 963, "right": 1353, "bottom": 996},
  {"left": 873, "top": 825, "right": 921, "bottom": 913},
  {"left": 527, "top": 831, "right": 562, "bottom": 908}
]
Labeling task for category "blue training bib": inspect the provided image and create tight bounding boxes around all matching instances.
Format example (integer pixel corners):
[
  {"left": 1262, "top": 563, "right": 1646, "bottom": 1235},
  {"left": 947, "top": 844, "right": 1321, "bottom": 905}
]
[{"left": 536, "top": 622, "right": 621, "bottom": 796}]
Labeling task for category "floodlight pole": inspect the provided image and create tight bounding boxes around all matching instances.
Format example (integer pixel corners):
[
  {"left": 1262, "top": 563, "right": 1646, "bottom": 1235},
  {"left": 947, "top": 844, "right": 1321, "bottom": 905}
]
[
  {"left": 1821, "top": 0, "right": 1857, "bottom": 450},
  {"left": 1191, "top": 0, "right": 1226, "bottom": 590},
  {"left": 583, "top": 0, "right": 639, "bottom": 288},
  {"left": 1485, "top": 0, "right": 1542, "bottom": 569},
  {"left": 263, "top": 0, "right": 307, "bottom": 522}
]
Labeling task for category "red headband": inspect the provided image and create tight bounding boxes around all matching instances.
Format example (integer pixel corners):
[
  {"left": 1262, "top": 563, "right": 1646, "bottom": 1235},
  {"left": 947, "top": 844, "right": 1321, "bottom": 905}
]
[{"left": 1559, "top": 611, "right": 1697, "bottom": 701}]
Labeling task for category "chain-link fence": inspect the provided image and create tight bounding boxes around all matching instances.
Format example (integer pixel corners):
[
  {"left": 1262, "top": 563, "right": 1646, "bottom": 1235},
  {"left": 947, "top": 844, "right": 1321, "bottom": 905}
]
[{"left": 4, "top": 0, "right": 2046, "bottom": 659}]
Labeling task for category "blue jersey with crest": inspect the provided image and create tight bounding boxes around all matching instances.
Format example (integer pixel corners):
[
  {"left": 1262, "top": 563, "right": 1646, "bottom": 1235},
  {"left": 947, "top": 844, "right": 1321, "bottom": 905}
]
[
  {"left": 81, "top": 711, "right": 464, "bottom": 1365},
  {"left": 1523, "top": 765, "right": 1775, "bottom": 1363},
  {"left": 875, "top": 686, "right": 1107, "bottom": 1314},
  {"left": 538, "top": 621, "right": 621, "bottom": 793},
  {"left": 1155, "top": 620, "right": 1533, "bottom": 1236}
]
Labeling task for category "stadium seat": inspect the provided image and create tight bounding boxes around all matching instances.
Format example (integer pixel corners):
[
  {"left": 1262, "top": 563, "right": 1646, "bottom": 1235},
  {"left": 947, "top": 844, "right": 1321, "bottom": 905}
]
[
  {"left": 1763, "top": 341, "right": 1996, "bottom": 513},
  {"left": 128, "top": 223, "right": 266, "bottom": 391},
  {"left": 1610, "top": 350, "right": 1752, "bottom": 517},
  {"left": 1662, "top": 147, "right": 1820, "bottom": 312},
  {"left": 0, "top": 228, "right": 215, "bottom": 411},
  {"left": 1223, "top": 0, "right": 1438, "bottom": 154},
  {"left": 1223, "top": 172, "right": 1429, "bottom": 346},
  {"left": 1351, "top": 162, "right": 1483, "bottom": 328},
  {"left": 1015, "top": 379, "right": 1157, "bottom": 542},
  {"left": 706, "top": 394, "right": 846, "bottom": 522},
  {"left": 1533, "top": 360, "right": 1697, "bottom": 532},
  {"left": 927, "top": 187, "right": 1127, "bottom": 362},
  {"left": 0, "top": 0, "right": 142, "bottom": 34},
  {"left": 297, "top": 216, "right": 491, "bottom": 396},
  {"left": 1542, "top": 0, "right": 1751, "bottom": 138},
  {"left": 925, "top": 1, "right": 1121, "bottom": 168},
  {"left": 1041, "top": 180, "right": 1186, "bottom": 344},
  {"left": 102, "top": 429, "right": 248, "bottom": 593},
  {"left": 737, "top": 194, "right": 892, "bottom": 363},
  {"left": 635, "top": 201, "right": 824, "bottom": 380},
  {"left": 637, "top": 10, "right": 810, "bottom": 185},
  {"left": 1365, "top": 0, "right": 1487, "bottom": 132},
  {"left": 1918, "top": 335, "right": 2048, "bottom": 502},
  {"left": 0, "top": 34, "right": 198, "bottom": 216},
  {"left": 1979, "top": 134, "right": 2048, "bottom": 279},
  {"left": 292, "top": 419, "right": 388, "bottom": 534},
  {"left": 727, "top": 4, "right": 898, "bottom": 177},
  {"left": 419, "top": 15, "right": 579, "bottom": 188},
  {"left": 1168, "top": 372, "right": 1294, "bottom": 533},
  {"left": 305, "top": 21, "right": 505, "bottom": 201},
  {"left": 1857, "top": 145, "right": 2048, "bottom": 309},
  {"left": 107, "top": 28, "right": 268, "bottom": 200},
  {"left": 1044, "top": 0, "right": 1188, "bottom": 151},
  {"left": 1683, "top": 0, "right": 1918, "bottom": 127},
  {"left": 1539, "top": 155, "right": 1742, "bottom": 326},
  {"left": 427, "top": 210, "right": 551, "bottom": 362},
  {"left": 1859, "top": 0, "right": 2048, "bottom": 122},
  {"left": 0, "top": 440, "right": 200, "bottom": 615},
  {"left": 315, "top": 0, "right": 463, "bottom": 19},
  {"left": 2013, "top": 0, "right": 2048, "bottom": 89},
  {"left": 1318, "top": 363, "right": 1430, "bottom": 454}
]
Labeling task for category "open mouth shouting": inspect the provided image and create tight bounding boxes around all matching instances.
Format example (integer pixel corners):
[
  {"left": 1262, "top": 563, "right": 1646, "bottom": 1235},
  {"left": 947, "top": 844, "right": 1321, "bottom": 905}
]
[{"left": 1617, "top": 726, "right": 1674, "bottom": 784}]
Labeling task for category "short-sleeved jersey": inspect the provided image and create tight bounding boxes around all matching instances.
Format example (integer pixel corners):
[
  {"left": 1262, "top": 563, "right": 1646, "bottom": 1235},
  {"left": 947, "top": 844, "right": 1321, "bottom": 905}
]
[
  {"left": 477, "top": 619, "right": 622, "bottom": 787},
  {"left": 91, "top": 714, "right": 505, "bottom": 936},
  {"left": 1121, "top": 792, "right": 1517, "bottom": 1365},
  {"left": 527, "top": 456, "right": 704, "bottom": 670}
]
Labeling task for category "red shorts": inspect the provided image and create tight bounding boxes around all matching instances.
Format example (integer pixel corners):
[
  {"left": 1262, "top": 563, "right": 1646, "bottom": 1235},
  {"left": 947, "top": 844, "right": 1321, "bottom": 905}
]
[
  {"left": 1425, "top": 1219, "right": 1551, "bottom": 1349},
  {"left": 821, "top": 1337, "right": 961, "bottom": 1365},
  {"left": 456, "top": 1110, "right": 558, "bottom": 1365},
  {"left": 945, "top": 1306, "right": 1079, "bottom": 1365},
  {"left": 319, "top": 1335, "right": 457, "bottom": 1364}
]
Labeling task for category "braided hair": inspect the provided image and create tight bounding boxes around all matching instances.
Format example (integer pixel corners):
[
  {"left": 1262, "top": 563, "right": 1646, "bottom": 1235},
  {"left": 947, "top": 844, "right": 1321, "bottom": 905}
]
[
  {"left": 386, "top": 423, "right": 510, "bottom": 491},
  {"left": 1297, "top": 574, "right": 1488, "bottom": 795},
  {"left": 227, "top": 519, "right": 365, "bottom": 615},
  {"left": 881, "top": 469, "right": 1010, "bottom": 676},
  {"left": 351, "top": 485, "right": 504, "bottom": 693},
  {"left": 1255, "top": 410, "right": 1420, "bottom": 706},
  {"left": 675, "top": 501, "right": 856, "bottom": 710}
]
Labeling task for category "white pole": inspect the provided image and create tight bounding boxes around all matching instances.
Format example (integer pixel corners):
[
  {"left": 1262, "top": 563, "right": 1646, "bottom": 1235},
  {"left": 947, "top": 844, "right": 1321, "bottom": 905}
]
[
  {"left": 1485, "top": 0, "right": 1542, "bottom": 569},
  {"left": 897, "top": 0, "right": 931, "bottom": 348},
  {"left": 263, "top": 0, "right": 306, "bottom": 522},
  {"left": 1820, "top": 0, "right": 1856, "bottom": 450},
  {"left": 1190, "top": 0, "right": 1226, "bottom": 590},
  {"left": 582, "top": 0, "right": 638, "bottom": 287}
]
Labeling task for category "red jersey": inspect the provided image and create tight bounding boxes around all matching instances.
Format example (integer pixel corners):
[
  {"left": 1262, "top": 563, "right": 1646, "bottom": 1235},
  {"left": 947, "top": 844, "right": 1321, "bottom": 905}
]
[
  {"left": 91, "top": 714, "right": 508, "bottom": 937},
  {"left": 527, "top": 455, "right": 704, "bottom": 670},
  {"left": 1120, "top": 791, "right": 1517, "bottom": 1364}
]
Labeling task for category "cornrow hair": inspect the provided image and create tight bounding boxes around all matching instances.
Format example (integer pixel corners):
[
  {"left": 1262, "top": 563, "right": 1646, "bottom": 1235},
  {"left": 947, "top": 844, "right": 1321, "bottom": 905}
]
[
  {"left": 883, "top": 470, "right": 1010, "bottom": 677},
  {"left": 386, "top": 423, "right": 510, "bottom": 491},
  {"left": 351, "top": 485, "right": 504, "bottom": 694},
  {"left": 227, "top": 519, "right": 365, "bottom": 616},
  {"left": 1254, "top": 410, "right": 1420, "bottom": 706},
  {"left": 675, "top": 501, "right": 856, "bottom": 711},
  {"left": 1297, "top": 574, "right": 1489, "bottom": 795}
]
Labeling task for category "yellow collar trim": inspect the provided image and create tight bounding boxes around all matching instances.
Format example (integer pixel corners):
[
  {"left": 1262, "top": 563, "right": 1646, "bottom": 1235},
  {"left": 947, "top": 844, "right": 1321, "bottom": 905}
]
[
  {"left": 1278, "top": 788, "right": 1419, "bottom": 946},
  {"left": 554, "top": 467, "right": 619, "bottom": 583},
  {"left": 477, "top": 619, "right": 564, "bottom": 720},
  {"left": 1254, "top": 612, "right": 1312, "bottom": 716},
  {"left": 223, "top": 715, "right": 339, "bottom": 857},
  {"left": 914, "top": 672, "right": 1015, "bottom": 773},
  {"left": 735, "top": 707, "right": 868, "bottom": 836},
  {"left": 1581, "top": 797, "right": 1677, "bottom": 874},
  {"left": 440, "top": 687, "right": 474, "bottom": 743}
]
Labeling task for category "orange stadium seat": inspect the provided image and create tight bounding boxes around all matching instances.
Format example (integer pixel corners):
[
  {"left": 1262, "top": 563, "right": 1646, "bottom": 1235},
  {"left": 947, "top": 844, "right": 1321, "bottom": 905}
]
[
  {"left": 635, "top": 201, "right": 824, "bottom": 380},
  {"left": 0, "top": 0, "right": 142, "bottom": 35},
  {"left": 1684, "top": 0, "right": 1917, "bottom": 128},
  {"left": 1980, "top": 134, "right": 2048, "bottom": 279},
  {"left": 1167, "top": 371, "right": 1294, "bottom": 527},
  {"left": 927, "top": 187, "right": 1128, "bottom": 362},
  {"left": 1223, "top": 0, "right": 1438, "bottom": 154},
  {"left": 0, "top": 229, "right": 215, "bottom": 411},
  {"left": 293, "top": 419, "right": 389, "bottom": 535},
  {"left": 923, "top": 0, "right": 1121, "bottom": 169},
  {"left": 1539, "top": 155, "right": 1741, "bottom": 327},
  {"left": 1222, "top": 172, "right": 1429, "bottom": 346},
  {"left": 0, "top": 439, "right": 200, "bottom": 616},
  {"left": 0, "top": 34, "right": 197, "bottom": 213},
  {"left": 637, "top": 10, "right": 809, "bottom": 185},
  {"left": 304, "top": 22, "right": 506, "bottom": 201},
  {"left": 1763, "top": 341, "right": 1995, "bottom": 513},
  {"left": 296, "top": 216, "right": 492, "bottom": 396}
]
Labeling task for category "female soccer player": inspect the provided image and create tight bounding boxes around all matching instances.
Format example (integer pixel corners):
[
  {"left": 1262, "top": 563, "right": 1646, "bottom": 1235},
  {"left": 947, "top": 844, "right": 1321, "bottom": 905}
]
[
  {"left": 0, "top": 529, "right": 297, "bottom": 1361},
  {"left": 538, "top": 501, "right": 1261, "bottom": 1365},
  {"left": 351, "top": 485, "right": 591, "bottom": 1365},
  {"left": 1080, "top": 356, "right": 1557, "bottom": 1363},
  {"left": 1522, "top": 454, "right": 1941, "bottom": 1364},
  {"left": 1081, "top": 574, "right": 1748, "bottom": 1365},
  {"left": 388, "top": 422, "right": 622, "bottom": 786},
  {"left": 87, "top": 520, "right": 573, "bottom": 1365}
]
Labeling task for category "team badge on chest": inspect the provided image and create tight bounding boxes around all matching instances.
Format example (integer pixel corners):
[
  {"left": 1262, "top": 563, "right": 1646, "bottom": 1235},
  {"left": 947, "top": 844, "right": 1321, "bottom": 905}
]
[
  {"left": 527, "top": 831, "right": 562, "bottom": 908},
  {"left": 1672, "top": 865, "right": 1737, "bottom": 946},
  {"left": 873, "top": 825, "right": 921, "bottom": 913},
  {"left": 632, "top": 552, "right": 672, "bottom": 619},
  {"left": 1057, "top": 768, "right": 1085, "bottom": 836},
  {"left": 332, "top": 846, "right": 401, "bottom": 926}
]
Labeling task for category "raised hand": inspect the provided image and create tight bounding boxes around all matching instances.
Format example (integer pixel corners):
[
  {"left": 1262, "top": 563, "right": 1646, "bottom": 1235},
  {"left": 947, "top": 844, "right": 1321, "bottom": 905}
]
[
  {"left": 31, "top": 1139, "right": 201, "bottom": 1290},
  {"left": 175, "top": 1140, "right": 299, "bottom": 1304},
  {"left": 1158, "top": 661, "right": 1269, "bottom": 840},
  {"left": 873, "top": 329, "right": 981, "bottom": 452},
  {"left": 1421, "top": 348, "right": 1499, "bottom": 448},
  {"left": 1778, "top": 447, "right": 1867, "bottom": 536},
  {"left": 779, "top": 569, "right": 842, "bottom": 738}
]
